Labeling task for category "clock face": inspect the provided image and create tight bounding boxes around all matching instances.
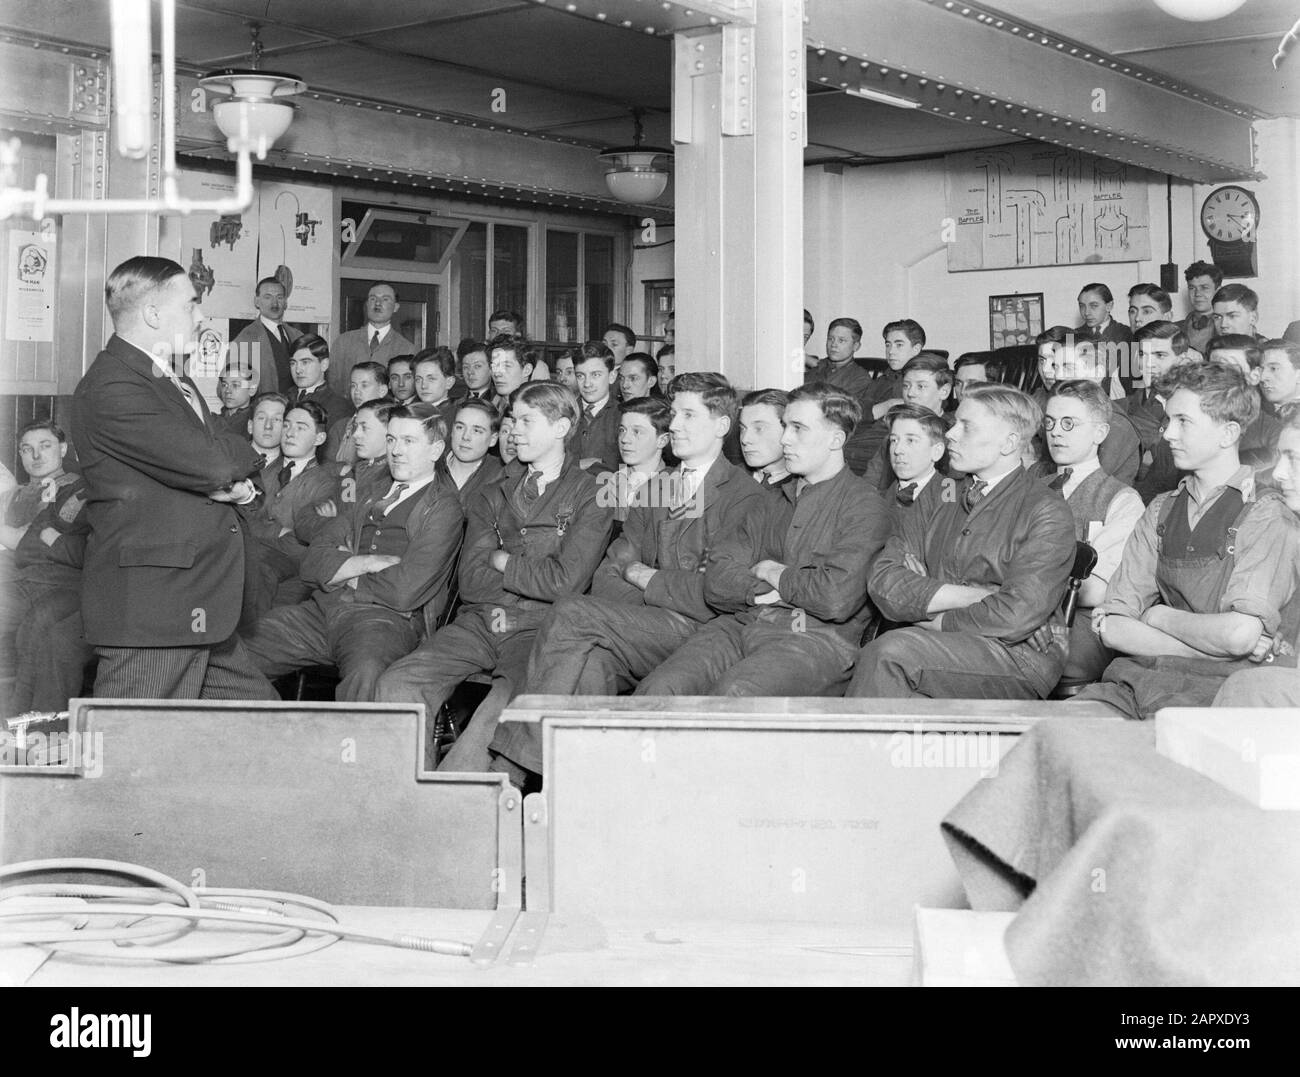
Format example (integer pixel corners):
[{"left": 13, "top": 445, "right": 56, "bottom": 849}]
[{"left": 1201, "top": 186, "right": 1258, "bottom": 243}]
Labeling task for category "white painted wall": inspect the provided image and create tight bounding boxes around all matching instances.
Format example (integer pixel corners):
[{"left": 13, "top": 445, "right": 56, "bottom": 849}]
[
  {"left": 630, "top": 223, "right": 675, "bottom": 349},
  {"left": 802, "top": 118, "right": 1299, "bottom": 359}
]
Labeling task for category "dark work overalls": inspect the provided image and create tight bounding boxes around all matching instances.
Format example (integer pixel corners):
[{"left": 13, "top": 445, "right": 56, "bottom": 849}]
[{"left": 1077, "top": 485, "right": 1300, "bottom": 719}]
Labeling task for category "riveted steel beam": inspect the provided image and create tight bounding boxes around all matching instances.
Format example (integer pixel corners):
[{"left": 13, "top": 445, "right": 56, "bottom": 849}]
[{"left": 805, "top": 0, "right": 1259, "bottom": 182}]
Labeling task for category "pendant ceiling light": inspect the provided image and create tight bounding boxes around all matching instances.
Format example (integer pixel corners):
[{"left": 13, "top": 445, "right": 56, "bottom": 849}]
[
  {"left": 599, "top": 108, "right": 672, "bottom": 204},
  {"left": 200, "top": 23, "right": 305, "bottom": 159}
]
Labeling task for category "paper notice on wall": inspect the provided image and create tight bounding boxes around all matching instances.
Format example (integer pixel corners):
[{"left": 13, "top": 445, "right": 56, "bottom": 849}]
[
  {"left": 257, "top": 182, "right": 333, "bottom": 323},
  {"left": 158, "top": 170, "right": 259, "bottom": 318},
  {"left": 4, "top": 230, "right": 56, "bottom": 341},
  {"left": 945, "top": 145, "right": 1151, "bottom": 271}
]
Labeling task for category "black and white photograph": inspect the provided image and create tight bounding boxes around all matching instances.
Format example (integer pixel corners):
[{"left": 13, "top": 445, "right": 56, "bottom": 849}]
[{"left": 0, "top": 0, "right": 1297, "bottom": 1034}]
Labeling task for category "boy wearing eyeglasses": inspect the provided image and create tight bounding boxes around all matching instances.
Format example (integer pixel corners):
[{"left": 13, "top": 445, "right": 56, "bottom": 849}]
[{"left": 1032, "top": 380, "right": 1145, "bottom": 685}]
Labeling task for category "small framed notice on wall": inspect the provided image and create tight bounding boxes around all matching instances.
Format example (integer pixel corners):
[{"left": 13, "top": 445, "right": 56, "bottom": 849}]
[{"left": 989, "top": 293, "right": 1043, "bottom": 350}]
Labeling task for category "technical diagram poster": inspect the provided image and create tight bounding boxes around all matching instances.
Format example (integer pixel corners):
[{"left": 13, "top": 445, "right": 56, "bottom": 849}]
[
  {"left": 256, "top": 181, "right": 332, "bottom": 323},
  {"left": 4, "top": 230, "right": 55, "bottom": 341},
  {"left": 945, "top": 146, "right": 1151, "bottom": 270},
  {"left": 158, "top": 169, "right": 259, "bottom": 318}
]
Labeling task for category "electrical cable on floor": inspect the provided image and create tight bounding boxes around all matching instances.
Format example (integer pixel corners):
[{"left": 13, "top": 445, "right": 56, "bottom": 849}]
[{"left": 0, "top": 858, "right": 473, "bottom": 963}]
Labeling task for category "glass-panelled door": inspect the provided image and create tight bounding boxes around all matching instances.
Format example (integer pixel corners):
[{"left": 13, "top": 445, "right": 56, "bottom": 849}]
[{"left": 339, "top": 278, "right": 439, "bottom": 352}]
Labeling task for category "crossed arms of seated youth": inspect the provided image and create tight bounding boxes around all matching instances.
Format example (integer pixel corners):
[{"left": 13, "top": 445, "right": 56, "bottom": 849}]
[
  {"left": 1094, "top": 494, "right": 1298, "bottom": 661},
  {"left": 867, "top": 479, "right": 1075, "bottom": 644},
  {"left": 300, "top": 485, "right": 464, "bottom": 612}
]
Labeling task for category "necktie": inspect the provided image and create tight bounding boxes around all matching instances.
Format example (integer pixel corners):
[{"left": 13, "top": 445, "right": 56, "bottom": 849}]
[
  {"left": 896, "top": 482, "right": 917, "bottom": 506},
  {"left": 296, "top": 387, "right": 311, "bottom": 403},
  {"left": 520, "top": 468, "right": 542, "bottom": 509},
  {"left": 276, "top": 463, "right": 294, "bottom": 489},
  {"left": 373, "top": 481, "right": 409, "bottom": 516},
  {"left": 757, "top": 472, "right": 772, "bottom": 487},
  {"left": 666, "top": 467, "right": 696, "bottom": 520},
  {"left": 168, "top": 374, "right": 204, "bottom": 421},
  {"left": 278, "top": 325, "right": 292, "bottom": 352},
  {"left": 1048, "top": 467, "right": 1073, "bottom": 493},
  {"left": 962, "top": 478, "right": 987, "bottom": 513},
  {"left": 369, "top": 330, "right": 380, "bottom": 355},
  {"left": 583, "top": 403, "right": 595, "bottom": 424}
]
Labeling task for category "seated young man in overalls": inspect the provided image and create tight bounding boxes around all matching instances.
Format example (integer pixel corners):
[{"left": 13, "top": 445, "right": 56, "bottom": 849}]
[
  {"left": 377, "top": 381, "right": 612, "bottom": 787},
  {"left": 1213, "top": 411, "right": 1300, "bottom": 707},
  {"left": 1075, "top": 361, "right": 1300, "bottom": 718}
]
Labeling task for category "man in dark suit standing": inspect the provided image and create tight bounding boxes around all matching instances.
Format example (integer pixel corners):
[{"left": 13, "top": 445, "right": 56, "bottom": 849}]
[
  {"left": 231, "top": 276, "right": 300, "bottom": 396},
  {"left": 72, "top": 256, "right": 277, "bottom": 700}
]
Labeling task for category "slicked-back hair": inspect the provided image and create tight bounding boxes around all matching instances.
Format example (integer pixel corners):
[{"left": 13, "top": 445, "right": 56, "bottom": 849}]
[
  {"left": 741, "top": 388, "right": 790, "bottom": 417},
  {"left": 885, "top": 403, "right": 946, "bottom": 446},
  {"left": 1128, "top": 282, "right": 1172, "bottom": 311},
  {"left": 457, "top": 337, "right": 488, "bottom": 362},
  {"left": 1262, "top": 339, "right": 1300, "bottom": 372},
  {"left": 1159, "top": 360, "right": 1259, "bottom": 430},
  {"left": 1079, "top": 283, "right": 1114, "bottom": 305},
  {"left": 883, "top": 318, "right": 926, "bottom": 346},
  {"left": 1049, "top": 379, "right": 1113, "bottom": 424},
  {"left": 954, "top": 353, "right": 1004, "bottom": 383},
  {"left": 387, "top": 354, "right": 415, "bottom": 374},
  {"left": 1213, "top": 283, "right": 1259, "bottom": 311},
  {"left": 252, "top": 391, "right": 289, "bottom": 413},
  {"left": 488, "top": 310, "right": 525, "bottom": 334},
  {"left": 355, "top": 399, "right": 399, "bottom": 424},
  {"left": 668, "top": 371, "right": 738, "bottom": 421},
  {"left": 1036, "top": 325, "right": 1075, "bottom": 348},
  {"left": 350, "top": 360, "right": 388, "bottom": 384},
  {"left": 19, "top": 418, "right": 66, "bottom": 443},
  {"left": 1134, "top": 320, "right": 1189, "bottom": 354},
  {"left": 487, "top": 333, "right": 527, "bottom": 365},
  {"left": 622, "top": 352, "right": 658, "bottom": 380},
  {"left": 602, "top": 322, "right": 636, "bottom": 348},
  {"left": 286, "top": 398, "right": 329, "bottom": 433},
  {"left": 255, "top": 276, "right": 282, "bottom": 296},
  {"left": 388, "top": 402, "right": 449, "bottom": 445},
  {"left": 656, "top": 344, "right": 674, "bottom": 363},
  {"left": 902, "top": 352, "right": 952, "bottom": 388},
  {"left": 577, "top": 340, "right": 616, "bottom": 371},
  {"left": 1185, "top": 260, "right": 1224, "bottom": 288},
  {"left": 514, "top": 380, "right": 581, "bottom": 442},
  {"left": 962, "top": 384, "right": 1042, "bottom": 442},
  {"left": 369, "top": 281, "right": 399, "bottom": 302},
  {"left": 828, "top": 316, "right": 863, "bottom": 342},
  {"left": 292, "top": 332, "right": 330, "bottom": 361},
  {"left": 104, "top": 256, "right": 188, "bottom": 322},
  {"left": 219, "top": 361, "right": 256, "bottom": 381},
  {"left": 620, "top": 394, "right": 672, "bottom": 436},
  {"left": 788, "top": 382, "right": 863, "bottom": 436},
  {"left": 1208, "top": 334, "right": 1264, "bottom": 368},
  {"left": 453, "top": 396, "right": 502, "bottom": 434},
  {"left": 413, "top": 346, "right": 456, "bottom": 378}
]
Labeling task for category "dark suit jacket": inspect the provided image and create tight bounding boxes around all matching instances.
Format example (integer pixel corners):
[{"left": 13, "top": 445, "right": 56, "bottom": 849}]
[
  {"left": 249, "top": 458, "right": 338, "bottom": 558},
  {"left": 592, "top": 455, "right": 766, "bottom": 624},
  {"left": 576, "top": 399, "right": 621, "bottom": 475},
  {"left": 437, "top": 454, "right": 504, "bottom": 511},
  {"left": 457, "top": 459, "right": 612, "bottom": 627},
  {"left": 705, "top": 466, "right": 890, "bottom": 645},
  {"left": 301, "top": 472, "right": 464, "bottom": 625},
  {"left": 213, "top": 405, "right": 251, "bottom": 439},
  {"left": 290, "top": 384, "right": 354, "bottom": 431},
  {"left": 870, "top": 466, "right": 1075, "bottom": 644},
  {"left": 72, "top": 334, "right": 261, "bottom": 646},
  {"left": 232, "top": 318, "right": 300, "bottom": 396}
]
